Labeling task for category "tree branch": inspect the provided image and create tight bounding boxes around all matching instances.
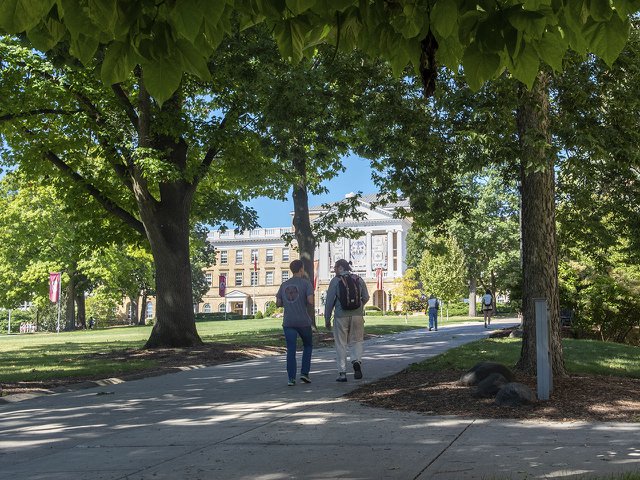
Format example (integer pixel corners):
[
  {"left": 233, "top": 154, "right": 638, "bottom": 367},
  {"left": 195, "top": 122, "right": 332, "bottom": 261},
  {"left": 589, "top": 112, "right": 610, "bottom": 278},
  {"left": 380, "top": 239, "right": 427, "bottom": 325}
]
[
  {"left": 111, "top": 83, "right": 139, "bottom": 130},
  {"left": 0, "top": 109, "right": 82, "bottom": 123},
  {"left": 43, "top": 150, "right": 146, "bottom": 236}
]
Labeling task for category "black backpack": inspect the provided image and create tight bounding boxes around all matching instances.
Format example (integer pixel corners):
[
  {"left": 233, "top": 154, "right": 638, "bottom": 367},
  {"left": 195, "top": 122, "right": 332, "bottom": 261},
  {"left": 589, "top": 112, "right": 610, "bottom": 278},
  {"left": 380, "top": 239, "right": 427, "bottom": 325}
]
[{"left": 337, "top": 274, "right": 362, "bottom": 310}]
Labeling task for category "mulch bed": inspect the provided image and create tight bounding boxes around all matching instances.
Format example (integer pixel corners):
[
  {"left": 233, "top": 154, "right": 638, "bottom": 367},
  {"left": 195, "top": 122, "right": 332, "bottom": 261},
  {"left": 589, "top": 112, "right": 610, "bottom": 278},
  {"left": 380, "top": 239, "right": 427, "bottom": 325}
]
[{"left": 347, "top": 370, "right": 640, "bottom": 423}]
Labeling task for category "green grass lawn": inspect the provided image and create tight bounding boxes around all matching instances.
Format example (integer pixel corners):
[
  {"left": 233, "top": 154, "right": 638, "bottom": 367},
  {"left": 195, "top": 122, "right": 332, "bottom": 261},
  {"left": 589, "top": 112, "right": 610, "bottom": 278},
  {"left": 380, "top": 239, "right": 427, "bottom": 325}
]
[{"left": 409, "top": 337, "right": 640, "bottom": 378}]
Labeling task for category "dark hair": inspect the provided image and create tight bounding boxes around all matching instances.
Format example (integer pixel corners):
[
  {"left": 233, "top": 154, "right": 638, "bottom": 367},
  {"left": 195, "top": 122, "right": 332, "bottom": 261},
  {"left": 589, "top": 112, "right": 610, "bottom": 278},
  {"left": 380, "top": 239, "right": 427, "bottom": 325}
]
[
  {"left": 485, "top": 289, "right": 492, "bottom": 295},
  {"left": 290, "top": 259, "right": 304, "bottom": 274},
  {"left": 335, "top": 259, "right": 352, "bottom": 272}
]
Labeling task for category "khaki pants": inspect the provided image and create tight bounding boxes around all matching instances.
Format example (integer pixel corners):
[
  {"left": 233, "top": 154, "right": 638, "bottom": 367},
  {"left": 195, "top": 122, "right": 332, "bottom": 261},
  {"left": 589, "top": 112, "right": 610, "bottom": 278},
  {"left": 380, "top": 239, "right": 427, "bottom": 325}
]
[{"left": 333, "top": 315, "right": 364, "bottom": 373}]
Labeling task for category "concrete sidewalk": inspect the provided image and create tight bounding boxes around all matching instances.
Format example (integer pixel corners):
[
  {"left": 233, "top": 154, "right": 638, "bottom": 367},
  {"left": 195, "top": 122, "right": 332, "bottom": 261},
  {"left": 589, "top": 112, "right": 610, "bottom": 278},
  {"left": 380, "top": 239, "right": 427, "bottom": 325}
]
[{"left": 1, "top": 318, "right": 638, "bottom": 479}]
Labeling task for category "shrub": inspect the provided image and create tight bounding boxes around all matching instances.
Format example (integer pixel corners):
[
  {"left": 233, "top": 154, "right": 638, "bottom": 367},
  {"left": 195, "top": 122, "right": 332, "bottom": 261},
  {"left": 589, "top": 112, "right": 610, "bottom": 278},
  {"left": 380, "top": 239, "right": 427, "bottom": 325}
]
[
  {"left": 145, "top": 316, "right": 155, "bottom": 326},
  {"left": 255, "top": 311, "right": 264, "bottom": 319},
  {"left": 264, "top": 301, "right": 277, "bottom": 317},
  {"left": 365, "top": 310, "right": 384, "bottom": 316},
  {"left": 365, "top": 305, "right": 381, "bottom": 311}
]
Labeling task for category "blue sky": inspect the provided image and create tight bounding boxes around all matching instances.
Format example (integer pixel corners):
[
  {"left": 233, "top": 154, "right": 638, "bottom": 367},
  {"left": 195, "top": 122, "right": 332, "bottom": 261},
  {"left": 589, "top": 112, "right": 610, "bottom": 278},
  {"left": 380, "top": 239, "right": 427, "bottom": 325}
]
[{"left": 243, "top": 154, "right": 378, "bottom": 228}]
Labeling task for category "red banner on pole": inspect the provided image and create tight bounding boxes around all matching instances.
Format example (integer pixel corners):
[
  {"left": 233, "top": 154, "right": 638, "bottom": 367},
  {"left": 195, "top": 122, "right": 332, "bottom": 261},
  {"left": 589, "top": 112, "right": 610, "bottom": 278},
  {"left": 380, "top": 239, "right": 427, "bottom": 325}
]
[
  {"left": 218, "top": 275, "right": 227, "bottom": 297},
  {"left": 49, "top": 272, "right": 61, "bottom": 302},
  {"left": 376, "top": 268, "right": 383, "bottom": 291}
]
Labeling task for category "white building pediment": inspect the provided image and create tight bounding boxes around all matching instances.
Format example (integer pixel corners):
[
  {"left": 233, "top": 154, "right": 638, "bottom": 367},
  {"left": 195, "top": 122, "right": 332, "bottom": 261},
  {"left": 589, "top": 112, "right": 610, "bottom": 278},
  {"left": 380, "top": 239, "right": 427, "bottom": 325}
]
[{"left": 225, "top": 290, "right": 250, "bottom": 299}]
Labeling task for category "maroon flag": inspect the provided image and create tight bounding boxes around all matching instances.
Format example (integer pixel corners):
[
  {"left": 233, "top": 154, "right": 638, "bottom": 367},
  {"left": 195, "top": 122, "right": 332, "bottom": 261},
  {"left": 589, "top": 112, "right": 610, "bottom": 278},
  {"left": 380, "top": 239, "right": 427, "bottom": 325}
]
[
  {"left": 313, "top": 259, "right": 319, "bottom": 289},
  {"left": 254, "top": 256, "right": 258, "bottom": 272},
  {"left": 376, "top": 268, "right": 383, "bottom": 291},
  {"left": 218, "top": 275, "right": 227, "bottom": 297},
  {"left": 49, "top": 272, "right": 61, "bottom": 302}
]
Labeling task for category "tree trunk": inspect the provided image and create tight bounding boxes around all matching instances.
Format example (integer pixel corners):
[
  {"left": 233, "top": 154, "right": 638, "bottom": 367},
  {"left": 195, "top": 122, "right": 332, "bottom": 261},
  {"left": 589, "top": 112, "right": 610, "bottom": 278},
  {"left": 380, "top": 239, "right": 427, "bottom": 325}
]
[
  {"left": 515, "top": 72, "right": 566, "bottom": 376},
  {"left": 291, "top": 158, "right": 317, "bottom": 327},
  {"left": 129, "top": 296, "right": 139, "bottom": 325},
  {"left": 75, "top": 290, "right": 86, "bottom": 329},
  {"left": 65, "top": 275, "right": 75, "bottom": 330},
  {"left": 139, "top": 290, "right": 148, "bottom": 326},
  {"left": 469, "top": 277, "right": 477, "bottom": 316},
  {"left": 141, "top": 195, "right": 202, "bottom": 348}
]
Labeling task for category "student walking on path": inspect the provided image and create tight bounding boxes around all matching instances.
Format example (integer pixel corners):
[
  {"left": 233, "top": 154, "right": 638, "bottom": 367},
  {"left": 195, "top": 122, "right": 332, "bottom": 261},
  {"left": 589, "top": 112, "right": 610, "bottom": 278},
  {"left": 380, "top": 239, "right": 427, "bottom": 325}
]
[
  {"left": 276, "top": 259, "right": 315, "bottom": 386},
  {"left": 426, "top": 294, "right": 439, "bottom": 331},
  {"left": 324, "top": 259, "right": 370, "bottom": 382},
  {"left": 482, "top": 289, "right": 494, "bottom": 328}
]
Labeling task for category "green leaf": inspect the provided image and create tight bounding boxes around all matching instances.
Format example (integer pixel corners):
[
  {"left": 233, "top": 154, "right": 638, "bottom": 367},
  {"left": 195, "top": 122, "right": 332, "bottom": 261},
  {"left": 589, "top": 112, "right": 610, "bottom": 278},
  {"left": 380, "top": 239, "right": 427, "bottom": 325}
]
[
  {"left": 533, "top": 29, "right": 567, "bottom": 72},
  {"left": 169, "top": 0, "right": 204, "bottom": 42},
  {"left": 101, "top": 41, "right": 137, "bottom": 85},
  {"left": 285, "top": 0, "right": 316, "bottom": 15},
  {"left": 26, "top": 17, "right": 66, "bottom": 50},
  {"left": 142, "top": 59, "right": 183, "bottom": 106},
  {"left": 436, "top": 34, "right": 464, "bottom": 71},
  {"left": 510, "top": 41, "right": 539, "bottom": 88},
  {"left": 70, "top": 33, "right": 99, "bottom": 65},
  {"left": 588, "top": 0, "right": 613, "bottom": 21},
  {"left": 60, "top": 0, "right": 97, "bottom": 38},
  {"left": 612, "top": 0, "right": 640, "bottom": 18},
  {"left": 202, "top": 0, "right": 227, "bottom": 25},
  {"left": 583, "top": 14, "right": 630, "bottom": 65},
  {"left": 273, "top": 18, "right": 305, "bottom": 62},
  {"left": 462, "top": 42, "right": 501, "bottom": 90},
  {"left": 176, "top": 39, "right": 211, "bottom": 80},
  {"left": 0, "top": 0, "right": 55, "bottom": 32},
  {"left": 87, "top": 0, "right": 118, "bottom": 35},
  {"left": 389, "top": 39, "right": 412, "bottom": 76},
  {"left": 430, "top": 0, "right": 458, "bottom": 38},
  {"left": 507, "top": 8, "right": 548, "bottom": 40}
]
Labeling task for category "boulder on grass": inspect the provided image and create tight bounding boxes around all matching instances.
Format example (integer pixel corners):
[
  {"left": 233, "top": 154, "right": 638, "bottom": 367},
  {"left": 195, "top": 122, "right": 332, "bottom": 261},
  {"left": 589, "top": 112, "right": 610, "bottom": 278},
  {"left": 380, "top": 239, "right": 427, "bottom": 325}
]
[
  {"left": 495, "top": 382, "right": 536, "bottom": 407},
  {"left": 458, "top": 362, "right": 515, "bottom": 386},
  {"left": 473, "top": 373, "right": 508, "bottom": 398}
]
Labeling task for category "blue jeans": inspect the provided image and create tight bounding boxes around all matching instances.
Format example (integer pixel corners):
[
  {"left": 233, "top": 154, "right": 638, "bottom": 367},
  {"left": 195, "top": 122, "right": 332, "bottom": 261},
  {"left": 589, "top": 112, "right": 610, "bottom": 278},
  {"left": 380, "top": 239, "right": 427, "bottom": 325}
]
[
  {"left": 428, "top": 309, "right": 438, "bottom": 330},
  {"left": 283, "top": 326, "right": 313, "bottom": 380}
]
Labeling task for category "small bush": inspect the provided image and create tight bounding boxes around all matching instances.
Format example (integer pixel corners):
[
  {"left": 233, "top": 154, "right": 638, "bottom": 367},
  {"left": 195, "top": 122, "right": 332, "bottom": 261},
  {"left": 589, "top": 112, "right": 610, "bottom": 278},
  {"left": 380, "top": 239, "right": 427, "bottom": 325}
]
[
  {"left": 365, "top": 310, "right": 384, "bottom": 316},
  {"left": 365, "top": 305, "right": 381, "bottom": 311},
  {"left": 255, "top": 311, "right": 264, "bottom": 319},
  {"left": 145, "top": 316, "right": 155, "bottom": 326},
  {"left": 264, "top": 301, "right": 277, "bottom": 317}
]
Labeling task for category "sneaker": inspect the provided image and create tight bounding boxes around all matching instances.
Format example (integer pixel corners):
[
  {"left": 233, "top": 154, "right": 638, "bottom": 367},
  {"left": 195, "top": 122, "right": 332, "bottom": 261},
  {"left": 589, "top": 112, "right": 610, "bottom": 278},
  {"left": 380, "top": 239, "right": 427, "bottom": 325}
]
[
  {"left": 288, "top": 379, "right": 296, "bottom": 386},
  {"left": 300, "top": 374, "right": 311, "bottom": 384},
  {"left": 352, "top": 361, "right": 363, "bottom": 380},
  {"left": 428, "top": 327, "right": 432, "bottom": 331},
  {"left": 336, "top": 372, "right": 347, "bottom": 382}
]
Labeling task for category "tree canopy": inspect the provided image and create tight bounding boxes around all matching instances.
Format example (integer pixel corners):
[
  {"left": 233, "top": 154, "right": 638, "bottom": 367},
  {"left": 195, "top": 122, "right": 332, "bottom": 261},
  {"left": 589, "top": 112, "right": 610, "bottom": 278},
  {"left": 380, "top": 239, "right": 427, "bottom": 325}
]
[{"left": 1, "top": 0, "right": 637, "bottom": 103}]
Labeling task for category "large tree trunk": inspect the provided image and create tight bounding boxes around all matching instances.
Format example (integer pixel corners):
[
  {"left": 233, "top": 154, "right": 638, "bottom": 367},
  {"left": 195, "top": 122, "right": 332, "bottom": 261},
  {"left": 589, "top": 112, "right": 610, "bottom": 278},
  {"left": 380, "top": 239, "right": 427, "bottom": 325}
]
[
  {"left": 139, "top": 290, "right": 148, "bottom": 326},
  {"left": 142, "top": 195, "right": 201, "bottom": 348},
  {"left": 292, "top": 158, "right": 317, "bottom": 327},
  {"left": 129, "top": 296, "right": 139, "bottom": 325},
  {"left": 137, "top": 86, "right": 202, "bottom": 348},
  {"left": 516, "top": 72, "right": 566, "bottom": 376},
  {"left": 468, "top": 277, "right": 477, "bottom": 316},
  {"left": 65, "top": 274, "right": 75, "bottom": 330},
  {"left": 75, "top": 290, "right": 86, "bottom": 329}
]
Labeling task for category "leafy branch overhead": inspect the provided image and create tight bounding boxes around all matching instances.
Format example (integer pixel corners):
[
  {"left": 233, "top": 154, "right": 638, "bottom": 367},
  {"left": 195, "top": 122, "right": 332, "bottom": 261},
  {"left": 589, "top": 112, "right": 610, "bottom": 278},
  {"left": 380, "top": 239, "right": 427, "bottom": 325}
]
[{"left": 2, "top": 0, "right": 639, "bottom": 102}]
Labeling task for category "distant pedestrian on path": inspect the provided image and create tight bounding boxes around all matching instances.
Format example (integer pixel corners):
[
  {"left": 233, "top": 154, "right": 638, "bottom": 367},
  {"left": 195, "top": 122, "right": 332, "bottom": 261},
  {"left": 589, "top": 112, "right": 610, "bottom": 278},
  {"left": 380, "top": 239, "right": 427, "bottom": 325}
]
[
  {"left": 324, "top": 259, "right": 370, "bottom": 382},
  {"left": 276, "top": 259, "right": 314, "bottom": 386},
  {"left": 426, "top": 294, "right": 439, "bottom": 331},
  {"left": 482, "top": 289, "right": 494, "bottom": 328}
]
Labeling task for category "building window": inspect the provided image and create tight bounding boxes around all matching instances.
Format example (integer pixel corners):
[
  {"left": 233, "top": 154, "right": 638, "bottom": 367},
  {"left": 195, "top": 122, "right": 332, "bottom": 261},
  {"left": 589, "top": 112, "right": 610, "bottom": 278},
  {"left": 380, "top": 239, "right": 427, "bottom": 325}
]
[
  {"left": 282, "top": 248, "right": 290, "bottom": 261},
  {"left": 266, "top": 248, "right": 274, "bottom": 262},
  {"left": 205, "top": 273, "right": 212, "bottom": 286},
  {"left": 251, "top": 249, "right": 258, "bottom": 262},
  {"left": 282, "top": 271, "right": 290, "bottom": 282},
  {"left": 204, "top": 303, "right": 211, "bottom": 313},
  {"left": 250, "top": 271, "right": 258, "bottom": 286},
  {"left": 235, "top": 272, "right": 243, "bottom": 286},
  {"left": 235, "top": 249, "right": 243, "bottom": 264},
  {"left": 251, "top": 303, "right": 258, "bottom": 315},
  {"left": 265, "top": 271, "right": 274, "bottom": 285},
  {"left": 218, "top": 303, "right": 226, "bottom": 313},
  {"left": 220, "top": 250, "right": 228, "bottom": 264},
  {"left": 146, "top": 302, "right": 153, "bottom": 319}
]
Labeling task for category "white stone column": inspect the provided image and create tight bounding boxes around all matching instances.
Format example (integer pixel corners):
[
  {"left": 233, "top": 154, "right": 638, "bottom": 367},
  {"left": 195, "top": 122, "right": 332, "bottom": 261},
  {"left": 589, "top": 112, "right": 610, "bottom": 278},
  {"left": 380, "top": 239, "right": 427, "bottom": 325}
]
[
  {"left": 396, "top": 230, "right": 404, "bottom": 277},
  {"left": 344, "top": 238, "right": 351, "bottom": 264},
  {"left": 319, "top": 241, "right": 330, "bottom": 281},
  {"left": 387, "top": 230, "right": 394, "bottom": 278},
  {"left": 365, "top": 231, "right": 372, "bottom": 278},
  {"left": 243, "top": 299, "right": 248, "bottom": 316}
]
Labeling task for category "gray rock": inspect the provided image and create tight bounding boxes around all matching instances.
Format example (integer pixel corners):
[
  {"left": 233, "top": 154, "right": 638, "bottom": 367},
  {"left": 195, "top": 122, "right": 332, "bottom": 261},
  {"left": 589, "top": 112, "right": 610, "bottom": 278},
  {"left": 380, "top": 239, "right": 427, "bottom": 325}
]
[
  {"left": 495, "top": 382, "right": 536, "bottom": 407},
  {"left": 509, "top": 329, "right": 523, "bottom": 338},
  {"left": 474, "top": 373, "right": 508, "bottom": 398},
  {"left": 458, "top": 362, "right": 515, "bottom": 386}
]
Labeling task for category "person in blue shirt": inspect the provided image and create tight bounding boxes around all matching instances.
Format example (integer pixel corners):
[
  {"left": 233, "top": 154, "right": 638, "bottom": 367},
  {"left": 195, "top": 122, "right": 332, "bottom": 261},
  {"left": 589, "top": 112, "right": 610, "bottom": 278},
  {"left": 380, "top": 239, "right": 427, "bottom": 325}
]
[{"left": 276, "top": 259, "right": 315, "bottom": 386}]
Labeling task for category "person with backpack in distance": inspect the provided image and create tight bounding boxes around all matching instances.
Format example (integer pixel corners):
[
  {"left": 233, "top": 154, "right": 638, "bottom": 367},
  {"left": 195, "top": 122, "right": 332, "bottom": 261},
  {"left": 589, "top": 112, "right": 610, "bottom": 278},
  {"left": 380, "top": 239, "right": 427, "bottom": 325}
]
[
  {"left": 324, "top": 259, "right": 370, "bottom": 382},
  {"left": 482, "top": 289, "right": 494, "bottom": 328},
  {"left": 426, "top": 294, "right": 439, "bottom": 331},
  {"left": 276, "top": 259, "right": 315, "bottom": 386}
]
